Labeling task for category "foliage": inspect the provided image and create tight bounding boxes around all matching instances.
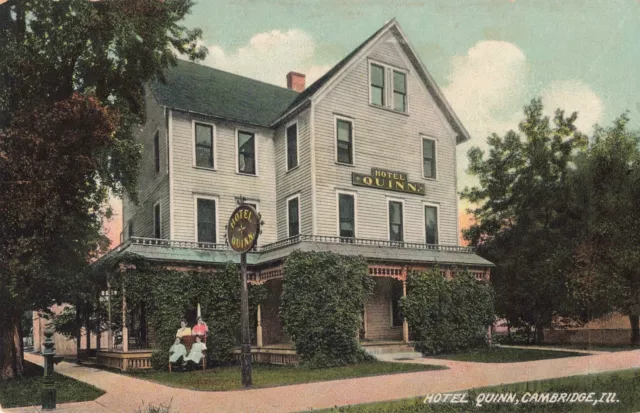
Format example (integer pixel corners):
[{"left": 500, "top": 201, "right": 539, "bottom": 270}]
[
  {"left": 0, "top": 361, "right": 104, "bottom": 408},
  {"left": 401, "top": 268, "right": 495, "bottom": 355},
  {"left": 124, "top": 361, "right": 442, "bottom": 391},
  {"left": 0, "top": 0, "right": 206, "bottom": 379},
  {"left": 135, "top": 401, "right": 174, "bottom": 413},
  {"left": 281, "top": 251, "right": 374, "bottom": 368},
  {"left": 460, "top": 99, "right": 587, "bottom": 341},
  {"left": 567, "top": 114, "right": 640, "bottom": 345}
]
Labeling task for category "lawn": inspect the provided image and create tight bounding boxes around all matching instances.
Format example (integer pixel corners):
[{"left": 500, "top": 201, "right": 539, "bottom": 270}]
[
  {"left": 0, "top": 361, "right": 104, "bottom": 409},
  {"left": 126, "top": 361, "right": 446, "bottom": 391},
  {"left": 426, "top": 347, "right": 586, "bottom": 363},
  {"left": 514, "top": 343, "right": 638, "bottom": 353},
  {"left": 318, "top": 369, "right": 640, "bottom": 412}
]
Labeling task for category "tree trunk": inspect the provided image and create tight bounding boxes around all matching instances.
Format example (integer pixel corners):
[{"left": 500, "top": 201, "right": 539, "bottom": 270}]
[
  {"left": 630, "top": 314, "right": 639, "bottom": 347},
  {"left": 75, "top": 303, "right": 82, "bottom": 364},
  {"left": 1, "top": 315, "right": 24, "bottom": 380},
  {"left": 507, "top": 324, "right": 512, "bottom": 343},
  {"left": 535, "top": 324, "right": 545, "bottom": 344}
]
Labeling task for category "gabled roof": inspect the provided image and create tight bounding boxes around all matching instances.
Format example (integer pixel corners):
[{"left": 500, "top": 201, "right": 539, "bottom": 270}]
[
  {"left": 150, "top": 60, "right": 299, "bottom": 127},
  {"left": 152, "top": 19, "right": 471, "bottom": 143}
]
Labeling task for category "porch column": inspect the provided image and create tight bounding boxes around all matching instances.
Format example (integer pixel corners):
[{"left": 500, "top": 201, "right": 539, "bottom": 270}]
[
  {"left": 121, "top": 267, "right": 128, "bottom": 354},
  {"left": 402, "top": 278, "right": 409, "bottom": 343},
  {"left": 95, "top": 289, "right": 101, "bottom": 350},
  {"left": 256, "top": 304, "right": 263, "bottom": 348},
  {"left": 107, "top": 273, "right": 113, "bottom": 351}
]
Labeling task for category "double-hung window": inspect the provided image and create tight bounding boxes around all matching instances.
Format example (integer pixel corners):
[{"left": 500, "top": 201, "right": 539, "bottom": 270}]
[
  {"left": 287, "top": 195, "right": 300, "bottom": 237},
  {"left": 370, "top": 64, "right": 385, "bottom": 106},
  {"left": 425, "top": 205, "right": 438, "bottom": 245},
  {"left": 393, "top": 71, "right": 407, "bottom": 113},
  {"left": 196, "top": 198, "right": 217, "bottom": 244},
  {"left": 286, "top": 123, "right": 298, "bottom": 170},
  {"left": 338, "top": 193, "right": 356, "bottom": 239},
  {"left": 195, "top": 123, "right": 214, "bottom": 168},
  {"left": 422, "top": 137, "right": 436, "bottom": 179},
  {"left": 336, "top": 118, "right": 353, "bottom": 165},
  {"left": 153, "top": 203, "right": 161, "bottom": 239},
  {"left": 388, "top": 200, "right": 404, "bottom": 242},
  {"left": 238, "top": 131, "right": 256, "bottom": 175},
  {"left": 153, "top": 131, "right": 160, "bottom": 173}
]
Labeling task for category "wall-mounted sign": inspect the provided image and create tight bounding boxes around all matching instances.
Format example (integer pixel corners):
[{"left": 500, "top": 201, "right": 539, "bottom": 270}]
[
  {"left": 352, "top": 168, "right": 426, "bottom": 195},
  {"left": 227, "top": 204, "right": 261, "bottom": 253}
]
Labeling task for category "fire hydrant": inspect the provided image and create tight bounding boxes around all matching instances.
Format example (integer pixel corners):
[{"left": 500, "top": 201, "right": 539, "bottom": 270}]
[{"left": 42, "top": 328, "right": 62, "bottom": 410}]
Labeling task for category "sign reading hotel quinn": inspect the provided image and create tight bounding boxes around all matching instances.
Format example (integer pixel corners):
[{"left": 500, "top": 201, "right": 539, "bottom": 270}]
[
  {"left": 227, "top": 204, "right": 261, "bottom": 253},
  {"left": 352, "top": 168, "right": 426, "bottom": 195}
]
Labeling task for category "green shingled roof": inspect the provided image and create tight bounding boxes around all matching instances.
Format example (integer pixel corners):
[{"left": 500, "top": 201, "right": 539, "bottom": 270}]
[{"left": 150, "top": 60, "right": 300, "bottom": 127}]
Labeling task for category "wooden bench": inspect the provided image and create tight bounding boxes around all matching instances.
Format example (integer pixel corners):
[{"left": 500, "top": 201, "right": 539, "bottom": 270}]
[{"left": 168, "top": 335, "right": 206, "bottom": 372}]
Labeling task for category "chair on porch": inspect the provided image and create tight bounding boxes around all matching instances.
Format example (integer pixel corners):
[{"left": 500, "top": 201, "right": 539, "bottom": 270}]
[{"left": 168, "top": 335, "right": 206, "bottom": 372}]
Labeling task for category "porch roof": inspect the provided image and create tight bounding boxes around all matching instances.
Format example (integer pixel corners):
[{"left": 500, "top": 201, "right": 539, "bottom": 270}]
[{"left": 97, "top": 236, "right": 493, "bottom": 270}]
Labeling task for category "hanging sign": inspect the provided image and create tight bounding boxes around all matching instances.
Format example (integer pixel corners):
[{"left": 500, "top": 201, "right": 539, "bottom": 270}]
[{"left": 227, "top": 204, "right": 261, "bottom": 253}]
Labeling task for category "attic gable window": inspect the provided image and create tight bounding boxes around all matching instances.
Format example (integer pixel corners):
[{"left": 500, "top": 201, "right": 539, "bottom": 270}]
[
  {"left": 370, "top": 64, "right": 385, "bottom": 106},
  {"left": 393, "top": 71, "right": 406, "bottom": 113},
  {"left": 369, "top": 60, "right": 408, "bottom": 114}
]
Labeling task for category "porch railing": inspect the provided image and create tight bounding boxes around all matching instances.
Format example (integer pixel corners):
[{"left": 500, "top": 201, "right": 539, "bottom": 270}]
[{"left": 129, "top": 236, "right": 475, "bottom": 254}]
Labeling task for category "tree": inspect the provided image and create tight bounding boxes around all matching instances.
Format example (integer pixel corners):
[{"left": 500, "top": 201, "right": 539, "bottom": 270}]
[
  {"left": 461, "top": 99, "right": 587, "bottom": 342},
  {"left": 568, "top": 115, "right": 640, "bottom": 346},
  {"left": 0, "top": 0, "right": 206, "bottom": 379}
]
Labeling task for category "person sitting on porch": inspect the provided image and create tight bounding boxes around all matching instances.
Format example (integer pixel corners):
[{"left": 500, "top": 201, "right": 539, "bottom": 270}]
[
  {"left": 184, "top": 335, "right": 207, "bottom": 370},
  {"left": 192, "top": 316, "right": 208, "bottom": 339},
  {"left": 176, "top": 319, "right": 192, "bottom": 338},
  {"left": 169, "top": 337, "right": 187, "bottom": 369}
]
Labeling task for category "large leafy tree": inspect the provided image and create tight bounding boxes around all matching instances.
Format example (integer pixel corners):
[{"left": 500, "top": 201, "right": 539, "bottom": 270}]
[
  {"left": 569, "top": 115, "right": 640, "bottom": 346},
  {"left": 461, "top": 99, "right": 587, "bottom": 341},
  {"left": 0, "top": 0, "right": 206, "bottom": 379}
]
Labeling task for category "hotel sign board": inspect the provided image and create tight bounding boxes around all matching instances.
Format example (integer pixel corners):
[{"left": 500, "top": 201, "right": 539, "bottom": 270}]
[
  {"left": 227, "top": 204, "right": 261, "bottom": 254},
  {"left": 352, "top": 168, "right": 426, "bottom": 195}
]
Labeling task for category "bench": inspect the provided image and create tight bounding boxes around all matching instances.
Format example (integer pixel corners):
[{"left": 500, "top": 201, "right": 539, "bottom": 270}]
[{"left": 168, "top": 335, "right": 206, "bottom": 372}]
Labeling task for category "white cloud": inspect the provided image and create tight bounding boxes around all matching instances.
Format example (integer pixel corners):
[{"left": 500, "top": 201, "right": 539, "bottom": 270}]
[
  {"left": 443, "top": 41, "right": 604, "bottom": 191},
  {"left": 541, "top": 80, "right": 603, "bottom": 134},
  {"left": 201, "top": 29, "right": 331, "bottom": 88}
]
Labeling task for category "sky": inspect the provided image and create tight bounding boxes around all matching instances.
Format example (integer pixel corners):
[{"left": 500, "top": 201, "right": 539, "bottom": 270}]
[{"left": 104, "top": 0, "right": 640, "bottom": 247}]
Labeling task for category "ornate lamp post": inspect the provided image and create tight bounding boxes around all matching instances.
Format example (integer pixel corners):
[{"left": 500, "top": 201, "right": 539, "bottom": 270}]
[
  {"left": 226, "top": 197, "right": 262, "bottom": 387},
  {"left": 42, "top": 328, "right": 58, "bottom": 410}
]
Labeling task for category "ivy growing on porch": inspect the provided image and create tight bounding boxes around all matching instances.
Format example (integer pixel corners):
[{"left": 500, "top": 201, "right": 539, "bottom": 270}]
[
  {"left": 281, "top": 251, "right": 375, "bottom": 368},
  {"left": 400, "top": 267, "right": 495, "bottom": 355},
  {"left": 88, "top": 253, "right": 266, "bottom": 370}
]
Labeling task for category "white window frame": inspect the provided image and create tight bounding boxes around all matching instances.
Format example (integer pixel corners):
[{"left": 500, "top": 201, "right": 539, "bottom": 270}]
[
  {"left": 421, "top": 135, "right": 438, "bottom": 180},
  {"left": 235, "top": 128, "right": 259, "bottom": 176},
  {"left": 193, "top": 194, "right": 219, "bottom": 244},
  {"left": 334, "top": 114, "right": 355, "bottom": 166},
  {"left": 335, "top": 189, "right": 358, "bottom": 238},
  {"left": 192, "top": 120, "right": 217, "bottom": 170},
  {"left": 368, "top": 59, "right": 409, "bottom": 114},
  {"left": 423, "top": 202, "right": 441, "bottom": 245},
  {"left": 153, "top": 201, "right": 162, "bottom": 239},
  {"left": 285, "top": 119, "right": 299, "bottom": 172},
  {"left": 286, "top": 193, "right": 301, "bottom": 238},
  {"left": 386, "top": 197, "right": 405, "bottom": 242}
]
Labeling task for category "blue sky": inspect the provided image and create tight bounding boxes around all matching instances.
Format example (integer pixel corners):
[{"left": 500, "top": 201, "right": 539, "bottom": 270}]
[
  {"left": 183, "top": 0, "right": 640, "bottom": 191},
  {"left": 104, "top": 0, "right": 640, "bottom": 244}
]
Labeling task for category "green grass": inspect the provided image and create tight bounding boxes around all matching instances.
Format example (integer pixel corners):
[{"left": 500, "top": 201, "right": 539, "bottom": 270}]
[
  {"left": 317, "top": 369, "right": 640, "bottom": 412},
  {"left": 0, "top": 361, "right": 105, "bottom": 408},
  {"left": 512, "top": 343, "right": 638, "bottom": 353},
  {"left": 126, "top": 361, "right": 446, "bottom": 391},
  {"left": 427, "top": 347, "right": 586, "bottom": 363}
]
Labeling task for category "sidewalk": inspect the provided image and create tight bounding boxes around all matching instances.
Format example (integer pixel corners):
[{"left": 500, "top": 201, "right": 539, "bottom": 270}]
[{"left": 6, "top": 350, "right": 640, "bottom": 413}]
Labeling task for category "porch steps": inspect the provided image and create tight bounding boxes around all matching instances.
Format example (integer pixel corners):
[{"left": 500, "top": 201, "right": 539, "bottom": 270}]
[{"left": 362, "top": 343, "right": 418, "bottom": 356}]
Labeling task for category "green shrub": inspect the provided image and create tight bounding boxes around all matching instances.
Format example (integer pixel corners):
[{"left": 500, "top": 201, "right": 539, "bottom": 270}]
[
  {"left": 150, "top": 350, "right": 169, "bottom": 371},
  {"left": 281, "top": 251, "right": 374, "bottom": 368},
  {"left": 401, "top": 268, "right": 495, "bottom": 355}
]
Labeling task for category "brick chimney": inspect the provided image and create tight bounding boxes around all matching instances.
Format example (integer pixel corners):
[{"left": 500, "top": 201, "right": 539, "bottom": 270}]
[{"left": 286, "top": 72, "right": 305, "bottom": 92}]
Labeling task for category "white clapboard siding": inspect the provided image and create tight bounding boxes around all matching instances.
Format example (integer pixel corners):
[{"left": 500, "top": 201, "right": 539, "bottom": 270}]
[
  {"left": 123, "top": 88, "right": 170, "bottom": 240},
  {"left": 312, "top": 31, "right": 460, "bottom": 245},
  {"left": 170, "top": 111, "right": 278, "bottom": 244}
]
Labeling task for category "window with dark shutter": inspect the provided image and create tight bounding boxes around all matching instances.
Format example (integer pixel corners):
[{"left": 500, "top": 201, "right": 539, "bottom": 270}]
[
  {"left": 336, "top": 119, "right": 353, "bottom": 165},
  {"left": 388, "top": 201, "right": 403, "bottom": 242},
  {"left": 195, "top": 123, "right": 214, "bottom": 168},
  {"left": 425, "top": 205, "right": 438, "bottom": 244},
  {"left": 287, "top": 197, "right": 299, "bottom": 237},
  {"left": 238, "top": 131, "right": 256, "bottom": 175},
  {"left": 286, "top": 123, "right": 298, "bottom": 170},
  {"left": 154, "top": 131, "right": 160, "bottom": 173},
  {"left": 338, "top": 193, "right": 355, "bottom": 238},
  {"left": 197, "top": 198, "right": 216, "bottom": 244},
  {"left": 154, "top": 203, "right": 161, "bottom": 239}
]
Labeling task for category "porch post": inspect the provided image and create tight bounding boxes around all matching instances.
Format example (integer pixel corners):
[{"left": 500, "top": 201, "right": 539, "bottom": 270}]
[
  {"left": 95, "top": 289, "right": 101, "bottom": 351},
  {"left": 256, "top": 303, "right": 263, "bottom": 348},
  {"left": 107, "top": 273, "right": 113, "bottom": 351},
  {"left": 401, "top": 266, "right": 409, "bottom": 343},
  {"left": 121, "top": 265, "right": 129, "bottom": 354}
]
